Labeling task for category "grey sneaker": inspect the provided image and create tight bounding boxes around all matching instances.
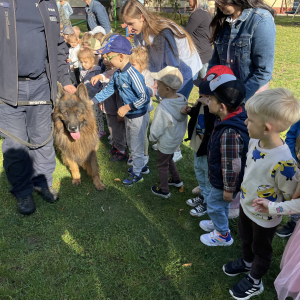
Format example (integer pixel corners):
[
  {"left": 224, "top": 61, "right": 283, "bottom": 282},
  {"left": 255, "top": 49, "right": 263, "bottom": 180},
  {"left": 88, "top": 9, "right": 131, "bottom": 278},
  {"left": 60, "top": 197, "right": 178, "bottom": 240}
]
[{"left": 190, "top": 202, "right": 207, "bottom": 217}]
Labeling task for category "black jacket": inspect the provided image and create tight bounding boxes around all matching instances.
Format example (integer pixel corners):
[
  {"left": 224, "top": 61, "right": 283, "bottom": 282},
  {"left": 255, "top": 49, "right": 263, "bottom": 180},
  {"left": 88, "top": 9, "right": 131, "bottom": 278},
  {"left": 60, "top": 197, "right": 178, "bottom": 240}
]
[
  {"left": 185, "top": 102, "right": 216, "bottom": 157},
  {"left": 0, "top": 0, "right": 71, "bottom": 106}
]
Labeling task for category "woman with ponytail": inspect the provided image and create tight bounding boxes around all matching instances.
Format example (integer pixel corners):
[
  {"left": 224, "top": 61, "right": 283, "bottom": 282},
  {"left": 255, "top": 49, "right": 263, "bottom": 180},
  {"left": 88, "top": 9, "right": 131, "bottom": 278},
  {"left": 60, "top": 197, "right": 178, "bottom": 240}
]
[
  {"left": 208, "top": 0, "right": 276, "bottom": 101},
  {"left": 121, "top": 0, "right": 202, "bottom": 100}
]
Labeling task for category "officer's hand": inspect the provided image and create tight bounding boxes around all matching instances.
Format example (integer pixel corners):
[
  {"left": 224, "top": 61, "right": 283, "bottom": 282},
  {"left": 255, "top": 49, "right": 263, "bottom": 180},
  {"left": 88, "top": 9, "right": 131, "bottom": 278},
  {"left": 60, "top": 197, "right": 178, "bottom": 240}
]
[
  {"left": 223, "top": 191, "right": 234, "bottom": 202},
  {"left": 64, "top": 84, "right": 77, "bottom": 94},
  {"left": 252, "top": 198, "right": 270, "bottom": 214}
]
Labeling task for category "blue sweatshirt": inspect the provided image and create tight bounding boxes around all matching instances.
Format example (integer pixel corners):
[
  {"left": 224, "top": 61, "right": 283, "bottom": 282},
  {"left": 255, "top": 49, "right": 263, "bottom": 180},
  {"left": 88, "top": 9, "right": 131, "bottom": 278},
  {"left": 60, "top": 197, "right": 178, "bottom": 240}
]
[
  {"left": 286, "top": 120, "right": 300, "bottom": 161},
  {"left": 93, "top": 63, "right": 150, "bottom": 119}
]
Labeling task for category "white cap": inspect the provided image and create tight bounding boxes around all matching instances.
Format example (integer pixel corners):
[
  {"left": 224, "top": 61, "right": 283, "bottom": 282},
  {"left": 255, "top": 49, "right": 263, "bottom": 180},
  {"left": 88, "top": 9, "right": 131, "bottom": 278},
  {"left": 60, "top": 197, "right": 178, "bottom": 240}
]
[
  {"left": 151, "top": 66, "right": 183, "bottom": 90},
  {"left": 89, "top": 26, "right": 106, "bottom": 36}
]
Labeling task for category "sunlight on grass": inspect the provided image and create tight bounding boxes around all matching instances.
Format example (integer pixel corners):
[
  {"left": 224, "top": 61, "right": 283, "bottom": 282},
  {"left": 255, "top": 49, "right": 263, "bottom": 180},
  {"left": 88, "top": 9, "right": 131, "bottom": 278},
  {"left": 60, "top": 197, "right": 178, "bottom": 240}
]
[{"left": 61, "top": 230, "right": 85, "bottom": 255}]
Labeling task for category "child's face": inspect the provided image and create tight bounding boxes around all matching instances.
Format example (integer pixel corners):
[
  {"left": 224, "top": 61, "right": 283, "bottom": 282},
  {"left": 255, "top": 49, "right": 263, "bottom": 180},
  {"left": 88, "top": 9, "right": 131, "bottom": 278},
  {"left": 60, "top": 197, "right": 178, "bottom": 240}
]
[
  {"left": 131, "top": 61, "right": 142, "bottom": 73},
  {"left": 157, "top": 81, "right": 169, "bottom": 98},
  {"left": 105, "top": 52, "right": 121, "bottom": 68},
  {"left": 80, "top": 57, "right": 94, "bottom": 70},
  {"left": 207, "top": 95, "right": 221, "bottom": 115},
  {"left": 70, "top": 41, "right": 78, "bottom": 48},
  {"left": 63, "top": 34, "right": 69, "bottom": 43},
  {"left": 103, "top": 54, "right": 113, "bottom": 68},
  {"left": 245, "top": 111, "right": 265, "bottom": 139}
]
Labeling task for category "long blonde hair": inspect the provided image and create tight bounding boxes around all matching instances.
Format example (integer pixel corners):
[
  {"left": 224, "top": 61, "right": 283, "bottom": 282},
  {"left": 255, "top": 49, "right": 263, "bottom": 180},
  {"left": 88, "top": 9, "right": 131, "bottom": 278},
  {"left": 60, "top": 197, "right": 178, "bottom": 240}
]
[{"left": 121, "top": 0, "right": 195, "bottom": 56}]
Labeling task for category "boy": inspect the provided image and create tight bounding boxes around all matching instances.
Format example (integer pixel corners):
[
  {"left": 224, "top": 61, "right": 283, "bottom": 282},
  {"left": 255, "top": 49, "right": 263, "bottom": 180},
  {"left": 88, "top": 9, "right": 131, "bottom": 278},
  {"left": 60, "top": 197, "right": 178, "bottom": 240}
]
[
  {"left": 223, "top": 88, "right": 300, "bottom": 299},
  {"left": 198, "top": 73, "right": 249, "bottom": 246},
  {"left": 149, "top": 66, "right": 187, "bottom": 198},
  {"left": 92, "top": 35, "right": 150, "bottom": 186}
]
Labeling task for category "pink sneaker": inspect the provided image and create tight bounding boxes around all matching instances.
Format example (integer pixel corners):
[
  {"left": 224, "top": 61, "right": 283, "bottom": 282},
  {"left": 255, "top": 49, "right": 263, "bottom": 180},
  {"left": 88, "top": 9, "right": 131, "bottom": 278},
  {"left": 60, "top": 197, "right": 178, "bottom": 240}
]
[{"left": 98, "top": 130, "right": 106, "bottom": 138}]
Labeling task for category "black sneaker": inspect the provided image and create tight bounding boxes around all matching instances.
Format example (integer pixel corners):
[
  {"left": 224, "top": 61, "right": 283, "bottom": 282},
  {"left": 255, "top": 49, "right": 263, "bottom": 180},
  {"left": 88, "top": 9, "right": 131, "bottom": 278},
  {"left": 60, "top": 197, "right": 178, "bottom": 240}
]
[
  {"left": 229, "top": 275, "right": 264, "bottom": 300},
  {"left": 34, "top": 186, "right": 59, "bottom": 203},
  {"left": 276, "top": 220, "right": 296, "bottom": 237},
  {"left": 186, "top": 194, "right": 204, "bottom": 207},
  {"left": 223, "top": 257, "right": 251, "bottom": 277},
  {"left": 16, "top": 194, "right": 36, "bottom": 215},
  {"left": 168, "top": 177, "right": 183, "bottom": 187},
  {"left": 190, "top": 203, "right": 207, "bottom": 217},
  {"left": 151, "top": 186, "right": 170, "bottom": 198}
]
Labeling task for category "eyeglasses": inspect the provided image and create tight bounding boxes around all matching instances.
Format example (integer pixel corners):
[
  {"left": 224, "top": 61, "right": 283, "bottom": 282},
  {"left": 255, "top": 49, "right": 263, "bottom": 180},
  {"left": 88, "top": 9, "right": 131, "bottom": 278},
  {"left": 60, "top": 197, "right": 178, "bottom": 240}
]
[{"left": 106, "top": 53, "right": 119, "bottom": 62}]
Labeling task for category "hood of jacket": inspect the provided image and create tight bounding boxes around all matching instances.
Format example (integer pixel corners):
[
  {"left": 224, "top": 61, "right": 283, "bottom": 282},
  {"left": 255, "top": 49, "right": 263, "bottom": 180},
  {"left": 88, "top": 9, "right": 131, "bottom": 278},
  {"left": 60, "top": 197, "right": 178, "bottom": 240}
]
[{"left": 159, "top": 93, "right": 187, "bottom": 122}]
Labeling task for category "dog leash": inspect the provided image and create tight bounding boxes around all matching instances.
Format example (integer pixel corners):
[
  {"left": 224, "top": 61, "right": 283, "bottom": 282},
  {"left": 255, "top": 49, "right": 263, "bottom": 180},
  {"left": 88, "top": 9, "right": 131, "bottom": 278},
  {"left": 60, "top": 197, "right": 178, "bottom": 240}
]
[{"left": 0, "top": 100, "right": 54, "bottom": 149}]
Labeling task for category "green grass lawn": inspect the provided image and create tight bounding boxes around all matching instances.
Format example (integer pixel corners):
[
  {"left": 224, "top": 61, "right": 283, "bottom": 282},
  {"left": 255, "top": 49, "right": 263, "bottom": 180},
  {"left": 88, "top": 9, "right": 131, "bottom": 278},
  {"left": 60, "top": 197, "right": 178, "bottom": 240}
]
[{"left": 0, "top": 16, "right": 299, "bottom": 300}]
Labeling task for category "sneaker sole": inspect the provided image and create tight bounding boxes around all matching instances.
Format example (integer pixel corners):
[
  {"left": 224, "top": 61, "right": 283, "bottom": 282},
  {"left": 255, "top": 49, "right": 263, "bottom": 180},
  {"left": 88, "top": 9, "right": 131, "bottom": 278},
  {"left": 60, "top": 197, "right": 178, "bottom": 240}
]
[
  {"left": 128, "top": 169, "right": 150, "bottom": 175},
  {"left": 229, "top": 285, "right": 264, "bottom": 300},
  {"left": 200, "top": 236, "right": 234, "bottom": 247},
  {"left": 168, "top": 182, "right": 183, "bottom": 187},
  {"left": 222, "top": 264, "right": 250, "bottom": 277},
  {"left": 190, "top": 210, "right": 207, "bottom": 217},
  {"left": 186, "top": 200, "right": 202, "bottom": 207},
  {"left": 123, "top": 178, "right": 144, "bottom": 186},
  {"left": 151, "top": 189, "right": 171, "bottom": 198},
  {"left": 199, "top": 222, "right": 215, "bottom": 232},
  {"left": 276, "top": 232, "right": 293, "bottom": 238}
]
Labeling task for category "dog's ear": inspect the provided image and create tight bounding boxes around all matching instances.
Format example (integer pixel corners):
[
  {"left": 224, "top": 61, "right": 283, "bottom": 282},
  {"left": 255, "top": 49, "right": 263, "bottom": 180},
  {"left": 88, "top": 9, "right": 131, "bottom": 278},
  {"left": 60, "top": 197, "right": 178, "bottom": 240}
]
[
  {"left": 76, "top": 83, "right": 90, "bottom": 103},
  {"left": 56, "top": 82, "right": 65, "bottom": 106}
]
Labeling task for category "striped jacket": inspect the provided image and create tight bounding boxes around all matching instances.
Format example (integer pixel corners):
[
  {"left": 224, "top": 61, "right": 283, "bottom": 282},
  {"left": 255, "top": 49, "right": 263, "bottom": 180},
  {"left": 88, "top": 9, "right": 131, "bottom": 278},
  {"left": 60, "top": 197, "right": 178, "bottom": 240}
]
[{"left": 93, "top": 62, "right": 150, "bottom": 119}]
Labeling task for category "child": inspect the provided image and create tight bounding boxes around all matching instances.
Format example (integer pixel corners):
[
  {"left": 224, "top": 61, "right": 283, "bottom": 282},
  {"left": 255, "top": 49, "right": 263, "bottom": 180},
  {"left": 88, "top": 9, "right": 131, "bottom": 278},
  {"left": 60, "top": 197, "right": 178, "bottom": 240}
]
[
  {"left": 62, "top": 26, "right": 74, "bottom": 45},
  {"left": 77, "top": 47, "right": 105, "bottom": 138},
  {"left": 223, "top": 88, "right": 300, "bottom": 300},
  {"left": 72, "top": 26, "right": 81, "bottom": 44},
  {"left": 198, "top": 72, "right": 249, "bottom": 247},
  {"left": 92, "top": 35, "right": 150, "bottom": 185},
  {"left": 67, "top": 34, "right": 80, "bottom": 85},
  {"left": 253, "top": 186, "right": 300, "bottom": 300},
  {"left": 149, "top": 66, "right": 187, "bottom": 198},
  {"left": 81, "top": 32, "right": 93, "bottom": 46},
  {"left": 275, "top": 119, "right": 300, "bottom": 237},
  {"left": 129, "top": 46, "right": 156, "bottom": 166}
]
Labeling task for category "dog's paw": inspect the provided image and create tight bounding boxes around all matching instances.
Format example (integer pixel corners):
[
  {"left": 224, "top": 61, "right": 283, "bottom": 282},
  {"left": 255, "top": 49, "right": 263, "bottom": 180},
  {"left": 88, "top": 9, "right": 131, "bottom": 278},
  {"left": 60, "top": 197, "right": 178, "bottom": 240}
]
[
  {"left": 95, "top": 183, "right": 106, "bottom": 191},
  {"left": 72, "top": 178, "right": 81, "bottom": 186}
]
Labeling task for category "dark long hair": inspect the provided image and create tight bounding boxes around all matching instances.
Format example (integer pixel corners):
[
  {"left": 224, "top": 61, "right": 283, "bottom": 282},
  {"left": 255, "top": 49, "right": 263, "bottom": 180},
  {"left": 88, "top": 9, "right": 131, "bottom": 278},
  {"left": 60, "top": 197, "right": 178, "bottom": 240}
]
[{"left": 210, "top": 0, "right": 275, "bottom": 43}]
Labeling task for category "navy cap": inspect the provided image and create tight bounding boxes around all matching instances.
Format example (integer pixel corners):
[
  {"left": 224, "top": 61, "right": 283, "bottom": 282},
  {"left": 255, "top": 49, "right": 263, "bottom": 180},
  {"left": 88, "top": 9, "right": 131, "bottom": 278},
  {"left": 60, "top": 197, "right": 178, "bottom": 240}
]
[{"left": 101, "top": 35, "right": 132, "bottom": 55}]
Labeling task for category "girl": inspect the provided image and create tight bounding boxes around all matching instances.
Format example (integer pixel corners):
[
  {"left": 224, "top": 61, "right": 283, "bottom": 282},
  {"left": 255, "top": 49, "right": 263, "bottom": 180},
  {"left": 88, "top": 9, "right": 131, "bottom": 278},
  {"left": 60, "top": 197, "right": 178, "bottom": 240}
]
[
  {"left": 121, "top": 0, "right": 202, "bottom": 161},
  {"left": 253, "top": 196, "right": 300, "bottom": 300},
  {"left": 67, "top": 34, "right": 81, "bottom": 85},
  {"left": 129, "top": 46, "right": 156, "bottom": 166},
  {"left": 208, "top": 0, "right": 276, "bottom": 101},
  {"left": 77, "top": 47, "right": 106, "bottom": 138},
  {"left": 56, "top": 0, "right": 73, "bottom": 27}
]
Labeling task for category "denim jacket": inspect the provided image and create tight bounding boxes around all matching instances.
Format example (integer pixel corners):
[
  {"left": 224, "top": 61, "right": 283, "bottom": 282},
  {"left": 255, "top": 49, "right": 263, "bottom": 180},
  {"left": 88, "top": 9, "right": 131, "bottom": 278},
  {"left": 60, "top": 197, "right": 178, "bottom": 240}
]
[
  {"left": 85, "top": 0, "right": 111, "bottom": 34},
  {"left": 208, "top": 8, "right": 276, "bottom": 101},
  {"left": 56, "top": 1, "right": 73, "bottom": 19}
]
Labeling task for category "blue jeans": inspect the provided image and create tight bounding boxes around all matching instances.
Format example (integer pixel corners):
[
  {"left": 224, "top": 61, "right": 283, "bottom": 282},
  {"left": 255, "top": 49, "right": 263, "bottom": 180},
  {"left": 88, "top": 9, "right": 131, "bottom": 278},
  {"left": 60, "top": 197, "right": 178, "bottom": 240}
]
[
  {"left": 206, "top": 187, "right": 237, "bottom": 236},
  {"left": 194, "top": 153, "right": 211, "bottom": 204}
]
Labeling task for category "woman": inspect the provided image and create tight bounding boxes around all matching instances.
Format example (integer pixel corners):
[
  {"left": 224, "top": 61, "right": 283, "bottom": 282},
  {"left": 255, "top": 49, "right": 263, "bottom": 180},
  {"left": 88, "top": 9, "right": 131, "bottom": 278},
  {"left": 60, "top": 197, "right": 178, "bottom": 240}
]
[
  {"left": 56, "top": 0, "right": 73, "bottom": 27},
  {"left": 121, "top": 0, "right": 202, "bottom": 100},
  {"left": 208, "top": 0, "right": 276, "bottom": 100},
  {"left": 185, "top": 0, "right": 213, "bottom": 81},
  {"left": 81, "top": 0, "right": 111, "bottom": 35}
]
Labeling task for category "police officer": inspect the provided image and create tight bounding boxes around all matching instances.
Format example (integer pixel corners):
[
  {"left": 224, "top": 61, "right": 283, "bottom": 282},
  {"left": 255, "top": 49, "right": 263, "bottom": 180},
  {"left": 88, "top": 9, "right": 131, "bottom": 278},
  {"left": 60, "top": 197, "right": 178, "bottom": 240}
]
[{"left": 0, "top": 0, "right": 76, "bottom": 215}]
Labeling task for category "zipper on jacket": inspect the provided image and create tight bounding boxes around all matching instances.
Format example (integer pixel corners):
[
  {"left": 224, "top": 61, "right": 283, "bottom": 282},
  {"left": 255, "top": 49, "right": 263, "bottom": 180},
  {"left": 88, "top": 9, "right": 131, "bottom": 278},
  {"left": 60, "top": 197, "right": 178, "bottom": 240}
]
[{"left": 5, "top": 11, "right": 10, "bottom": 39}]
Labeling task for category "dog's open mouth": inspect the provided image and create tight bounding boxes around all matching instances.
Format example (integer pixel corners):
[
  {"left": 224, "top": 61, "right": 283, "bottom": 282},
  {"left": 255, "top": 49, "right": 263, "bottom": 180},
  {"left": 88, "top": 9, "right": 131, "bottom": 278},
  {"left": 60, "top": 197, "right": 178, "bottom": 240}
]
[{"left": 70, "top": 131, "right": 81, "bottom": 140}]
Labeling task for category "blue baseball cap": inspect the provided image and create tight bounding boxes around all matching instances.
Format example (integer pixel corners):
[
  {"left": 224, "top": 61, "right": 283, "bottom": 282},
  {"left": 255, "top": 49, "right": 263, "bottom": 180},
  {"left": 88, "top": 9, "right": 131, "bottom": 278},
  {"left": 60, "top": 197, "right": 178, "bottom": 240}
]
[{"left": 101, "top": 35, "right": 132, "bottom": 55}]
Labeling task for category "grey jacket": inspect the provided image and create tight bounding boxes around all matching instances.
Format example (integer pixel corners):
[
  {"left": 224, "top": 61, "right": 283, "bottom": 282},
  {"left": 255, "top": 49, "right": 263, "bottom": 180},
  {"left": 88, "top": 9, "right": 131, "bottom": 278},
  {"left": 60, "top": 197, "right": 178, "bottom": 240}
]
[{"left": 0, "top": 0, "right": 71, "bottom": 106}]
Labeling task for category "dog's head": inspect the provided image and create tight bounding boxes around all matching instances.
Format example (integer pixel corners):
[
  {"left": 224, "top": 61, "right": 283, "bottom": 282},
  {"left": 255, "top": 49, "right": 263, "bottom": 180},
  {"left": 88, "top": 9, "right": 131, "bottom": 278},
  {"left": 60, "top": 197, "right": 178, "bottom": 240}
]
[{"left": 55, "top": 83, "right": 91, "bottom": 140}]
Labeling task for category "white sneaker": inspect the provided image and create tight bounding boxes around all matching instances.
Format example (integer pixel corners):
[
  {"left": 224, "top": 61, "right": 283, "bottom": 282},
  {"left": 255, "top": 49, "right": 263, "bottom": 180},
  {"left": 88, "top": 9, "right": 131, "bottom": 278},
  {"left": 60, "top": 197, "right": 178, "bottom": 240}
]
[
  {"left": 200, "top": 230, "right": 233, "bottom": 247},
  {"left": 192, "top": 186, "right": 201, "bottom": 194},
  {"left": 173, "top": 149, "right": 182, "bottom": 162},
  {"left": 152, "top": 144, "right": 158, "bottom": 151},
  {"left": 199, "top": 220, "right": 215, "bottom": 232},
  {"left": 228, "top": 208, "right": 240, "bottom": 219},
  {"left": 144, "top": 155, "right": 149, "bottom": 165}
]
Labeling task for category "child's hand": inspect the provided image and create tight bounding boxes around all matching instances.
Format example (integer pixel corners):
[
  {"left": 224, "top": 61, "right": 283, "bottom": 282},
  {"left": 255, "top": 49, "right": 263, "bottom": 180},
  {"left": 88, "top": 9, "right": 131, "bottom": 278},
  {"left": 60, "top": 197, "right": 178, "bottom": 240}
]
[
  {"left": 223, "top": 191, "right": 234, "bottom": 202},
  {"left": 180, "top": 105, "right": 191, "bottom": 115},
  {"left": 91, "top": 74, "right": 103, "bottom": 86},
  {"left": 151, "top": 80, "right": 158, "bottom": 96},
  {"left": 90, "top": 100, "right": 94, "bottom": 105},
  {"left": 67, "top": 58, "right": 72, "bottom": 63},
  {"left": 252, "top": 198, "right": 270, "bottom": 214},
  {"left": 196, "top": 96, "right": 210, "bottom": 106},
  {"left": 118, "top": 104, "right": 131, "bottom": 117},
  {"left": 99, "top": 103, "right": 104, "bottom": 111}
]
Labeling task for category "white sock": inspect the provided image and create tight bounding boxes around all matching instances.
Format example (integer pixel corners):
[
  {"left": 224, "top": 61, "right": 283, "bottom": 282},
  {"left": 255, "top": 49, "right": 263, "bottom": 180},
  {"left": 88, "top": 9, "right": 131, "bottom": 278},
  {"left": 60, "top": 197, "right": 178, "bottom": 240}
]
[
  {"left": 249, "top": 274, "right": 260, "bottom": 285},
  {"left": 243, "top": 260, "right": 252, "bottom": 268}
]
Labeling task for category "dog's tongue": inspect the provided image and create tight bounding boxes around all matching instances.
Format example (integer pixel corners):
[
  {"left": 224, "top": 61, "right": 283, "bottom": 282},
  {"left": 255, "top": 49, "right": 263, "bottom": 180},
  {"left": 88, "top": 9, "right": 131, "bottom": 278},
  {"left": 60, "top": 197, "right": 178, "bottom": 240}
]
[{"left": 70, "top": 131, "right": 80, "bottom": 140}]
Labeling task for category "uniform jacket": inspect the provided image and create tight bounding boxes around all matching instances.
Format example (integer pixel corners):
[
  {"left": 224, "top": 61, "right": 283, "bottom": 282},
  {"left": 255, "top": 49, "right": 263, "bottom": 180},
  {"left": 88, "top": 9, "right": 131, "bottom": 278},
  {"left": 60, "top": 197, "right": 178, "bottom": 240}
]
[{"left": 0, "top": 0, "right": 71, "bottom": 106}]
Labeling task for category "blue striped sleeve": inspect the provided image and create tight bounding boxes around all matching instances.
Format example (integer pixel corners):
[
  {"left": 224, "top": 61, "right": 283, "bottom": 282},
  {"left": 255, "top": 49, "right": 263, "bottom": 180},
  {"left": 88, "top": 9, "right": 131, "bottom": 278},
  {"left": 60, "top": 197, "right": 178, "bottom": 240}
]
[
  {"left": 127, "top": 67, "right": 149, "bottom": 109},
  {"left": 93, "top": 77, "right": 115, "bottom": 103}
]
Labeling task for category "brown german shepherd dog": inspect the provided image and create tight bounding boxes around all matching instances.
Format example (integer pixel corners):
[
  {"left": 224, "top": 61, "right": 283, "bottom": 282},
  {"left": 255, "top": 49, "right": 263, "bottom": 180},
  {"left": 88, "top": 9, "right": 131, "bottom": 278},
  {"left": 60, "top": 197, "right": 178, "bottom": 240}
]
[{"left": 53, "top": 83, "right": 106, "bottom": 191}]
